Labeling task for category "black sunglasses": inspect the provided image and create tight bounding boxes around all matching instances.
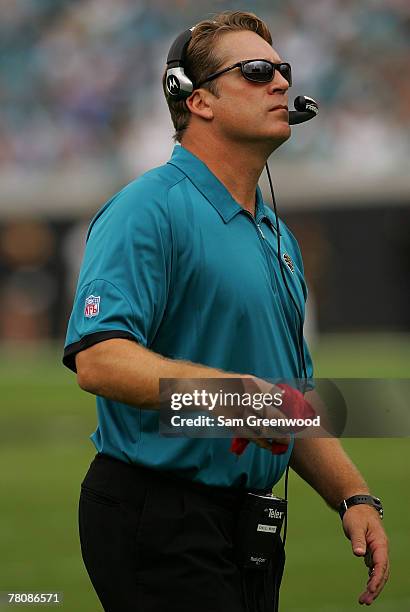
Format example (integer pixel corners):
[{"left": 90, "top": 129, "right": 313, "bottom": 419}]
[{"left": 196, "top": 59, "right": 292, "bottom": 88}]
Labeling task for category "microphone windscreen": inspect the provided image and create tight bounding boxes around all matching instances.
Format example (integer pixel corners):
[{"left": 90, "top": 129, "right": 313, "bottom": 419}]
[
  {"left": 294, "top": 96, "right": 307, "bottom": 112},
  {"left": 294, "top": 96, "right": 319, "bottom": 114}
]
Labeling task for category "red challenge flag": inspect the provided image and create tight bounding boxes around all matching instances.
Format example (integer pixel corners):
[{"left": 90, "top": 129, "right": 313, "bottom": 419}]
[{"left": 230, "top": 383, "right": 316, "bottom": 456}]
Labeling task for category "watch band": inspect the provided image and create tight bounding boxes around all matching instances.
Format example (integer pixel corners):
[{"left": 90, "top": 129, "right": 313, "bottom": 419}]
[{"left": 339, "top": 495, "right": 383, "bottom": 520}]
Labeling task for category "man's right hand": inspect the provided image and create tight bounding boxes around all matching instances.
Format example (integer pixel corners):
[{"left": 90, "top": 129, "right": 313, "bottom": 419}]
[{"left": 231, "top": 377, "right": 316, "bottom": 455}]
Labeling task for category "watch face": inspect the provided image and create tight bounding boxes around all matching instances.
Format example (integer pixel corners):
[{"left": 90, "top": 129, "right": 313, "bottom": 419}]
[
  {"left": 372, "top": 497, "right": 382, "bottom": 509},
  {"left": 372, "top": 497, "right": 383, "bottom": 518}
]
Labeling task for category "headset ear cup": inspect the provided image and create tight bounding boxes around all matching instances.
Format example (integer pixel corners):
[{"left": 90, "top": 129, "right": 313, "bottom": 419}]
[
  {"left": 166, "top": 73, "right": 182, "bottom": 98},
  {"left": 166, "top": 67, "right": 193, "bottom": 101}
]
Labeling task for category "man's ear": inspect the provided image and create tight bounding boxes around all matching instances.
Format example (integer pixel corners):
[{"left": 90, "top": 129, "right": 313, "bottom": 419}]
[{"left": 185, "top": 89, "right": 214, "bottom": 120}]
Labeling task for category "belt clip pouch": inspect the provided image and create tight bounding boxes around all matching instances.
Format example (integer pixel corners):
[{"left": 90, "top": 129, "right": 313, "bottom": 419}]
[
  {"left": 235, "top": 493, "right": 287, "bottom": 570},
  {"left": 236, "top": 494, "right": 287, "bottom": 611}
]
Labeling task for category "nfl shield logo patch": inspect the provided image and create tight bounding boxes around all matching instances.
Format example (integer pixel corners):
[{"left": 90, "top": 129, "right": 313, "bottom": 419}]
[{"left": 84, "top": 295, "right": 100, "bottom": 318}]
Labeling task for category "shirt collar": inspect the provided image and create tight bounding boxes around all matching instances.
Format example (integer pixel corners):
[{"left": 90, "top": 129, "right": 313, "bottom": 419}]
[{"left": 167, "top": 144, "right": 267, "bottom": 224}]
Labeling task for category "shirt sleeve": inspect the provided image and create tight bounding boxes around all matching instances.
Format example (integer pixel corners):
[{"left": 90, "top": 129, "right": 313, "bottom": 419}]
[{"left": 63, "top": 181, "right": 173, "bottom": 372}]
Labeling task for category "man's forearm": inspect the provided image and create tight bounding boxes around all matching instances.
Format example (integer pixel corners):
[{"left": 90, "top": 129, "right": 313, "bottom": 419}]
[
  {"left": 75, "top": 337, "right": 243, "bottom": 408},
  {"left": 289, "top": 438, "right": 369, "bottom": 510}
]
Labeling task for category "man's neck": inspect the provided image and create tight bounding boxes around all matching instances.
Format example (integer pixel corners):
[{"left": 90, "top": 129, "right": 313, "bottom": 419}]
[{"left": 181, "top": 134, "right": 273, "bottom": 216}]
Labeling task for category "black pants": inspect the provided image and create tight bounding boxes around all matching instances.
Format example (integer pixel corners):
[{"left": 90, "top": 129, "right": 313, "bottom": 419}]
[{"left": 79, "top": 453, "right": 284, "bottom": 612}]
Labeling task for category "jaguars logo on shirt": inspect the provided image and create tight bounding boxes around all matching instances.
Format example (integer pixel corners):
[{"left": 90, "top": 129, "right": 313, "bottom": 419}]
[{"left": 283, "top": 253, "right": 294, "bottom": 273}]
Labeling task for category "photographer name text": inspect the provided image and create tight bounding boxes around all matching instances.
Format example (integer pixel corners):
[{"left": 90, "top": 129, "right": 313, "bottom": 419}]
[{"left": 169, "top": 414, "right": 321, "bottom": 428}]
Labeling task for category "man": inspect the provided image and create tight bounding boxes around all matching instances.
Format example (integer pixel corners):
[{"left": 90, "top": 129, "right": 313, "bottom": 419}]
[{"left": 63, "top": 11, "right": 389, "bottom": 612}]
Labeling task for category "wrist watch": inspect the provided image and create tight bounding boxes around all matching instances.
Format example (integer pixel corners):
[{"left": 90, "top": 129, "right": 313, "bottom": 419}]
[{"left": 339, "top": 495, "right": 383, "bottom": 520}]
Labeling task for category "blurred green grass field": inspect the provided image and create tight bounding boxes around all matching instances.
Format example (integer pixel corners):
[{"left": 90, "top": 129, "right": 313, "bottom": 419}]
[{"left": 0, "top": 333, "right": 409, "bottom": 611}]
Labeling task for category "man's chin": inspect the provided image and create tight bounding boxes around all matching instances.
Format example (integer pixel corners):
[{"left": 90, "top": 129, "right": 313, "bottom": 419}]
[
  {"left": 233, "top": 124, "right": 291, "bottom": 149},
  {"left": 270, "top": 124, "right": 291, "bottom": 142},
  {"left": 262, "top": 125, "right": 291, "bottom": 150}
]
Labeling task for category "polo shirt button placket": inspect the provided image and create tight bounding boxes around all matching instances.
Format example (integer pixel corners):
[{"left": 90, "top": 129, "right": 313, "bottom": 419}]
[
  {"left": 256, "top": 222, "right": 266, "bottom": 240},
  {"left": 251, "top": 215, "right": 278, "bottom": 294}
]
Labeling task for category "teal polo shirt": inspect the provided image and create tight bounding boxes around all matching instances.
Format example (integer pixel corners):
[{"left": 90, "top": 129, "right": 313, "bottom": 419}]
[{"left": 63, "top": 144, "right": 313, "bottom": 490}]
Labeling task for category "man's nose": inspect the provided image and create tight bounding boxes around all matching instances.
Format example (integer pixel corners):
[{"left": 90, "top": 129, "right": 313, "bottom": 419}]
[{"left": 269, "top": 69, "right": 290, "bottom": 94}]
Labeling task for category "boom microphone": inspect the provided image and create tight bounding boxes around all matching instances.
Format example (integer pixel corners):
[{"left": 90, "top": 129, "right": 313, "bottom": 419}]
[{"left": 288, "top": 95, "right": 319, "bottom": 125}]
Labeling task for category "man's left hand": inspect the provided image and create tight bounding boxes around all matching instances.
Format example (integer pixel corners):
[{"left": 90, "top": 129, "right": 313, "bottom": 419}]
[{"left": 342, "top": 505, "right": 390, "bottom": 605}]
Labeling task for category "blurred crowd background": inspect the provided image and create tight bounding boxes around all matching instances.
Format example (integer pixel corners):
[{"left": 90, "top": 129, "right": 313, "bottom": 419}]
[
  {"left": 2, "top": 0, "right": 410, "bottom": 169},
  {"left": 0, "top": 0, "right": 409, "bottom": 342}
]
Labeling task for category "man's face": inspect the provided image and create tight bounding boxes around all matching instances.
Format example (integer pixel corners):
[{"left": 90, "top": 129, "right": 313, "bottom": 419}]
[{"left": 205, "top": 30, "right": 291, "bottom": 148}]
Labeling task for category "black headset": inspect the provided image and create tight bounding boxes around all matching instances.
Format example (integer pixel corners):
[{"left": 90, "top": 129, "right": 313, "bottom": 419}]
[{"left": 165, "top": 28, "right": 195, "bottom": 100}]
